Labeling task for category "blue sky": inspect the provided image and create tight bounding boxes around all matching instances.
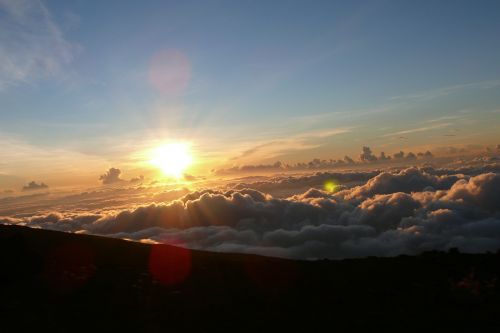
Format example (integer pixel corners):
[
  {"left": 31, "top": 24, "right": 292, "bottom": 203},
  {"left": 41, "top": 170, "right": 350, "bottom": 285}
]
[{"left": 1, "top": 0, "right": 500, "bottom": 184}]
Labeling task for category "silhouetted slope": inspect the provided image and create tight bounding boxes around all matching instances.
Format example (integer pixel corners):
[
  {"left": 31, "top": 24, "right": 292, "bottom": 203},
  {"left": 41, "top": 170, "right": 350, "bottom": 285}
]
[{"left": 1, "top": 224, "right": 500, "bottom": 331}]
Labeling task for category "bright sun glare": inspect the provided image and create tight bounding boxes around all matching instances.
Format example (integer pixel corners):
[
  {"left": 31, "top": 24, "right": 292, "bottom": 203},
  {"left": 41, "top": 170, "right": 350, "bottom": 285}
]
[{"left": 150, "top": 142, "right": 193, "bottom": 179}]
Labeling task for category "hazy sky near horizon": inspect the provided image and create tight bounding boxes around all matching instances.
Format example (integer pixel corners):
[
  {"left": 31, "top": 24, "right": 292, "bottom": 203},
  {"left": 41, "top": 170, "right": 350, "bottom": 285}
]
[{"left": 1, "top": 0, "right": 500, "bottom": 185}]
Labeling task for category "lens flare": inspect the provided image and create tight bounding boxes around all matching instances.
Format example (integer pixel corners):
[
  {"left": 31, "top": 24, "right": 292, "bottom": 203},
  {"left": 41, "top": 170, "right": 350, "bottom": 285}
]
[
  {"left": 149, "top": 49, "right": 191, "bottom": 96},
  {"left": 324, "top": 180, "right": 338, "bottom": 193},
  {"left": 148, "top": 244, "right": 191, "bottom": 285}
]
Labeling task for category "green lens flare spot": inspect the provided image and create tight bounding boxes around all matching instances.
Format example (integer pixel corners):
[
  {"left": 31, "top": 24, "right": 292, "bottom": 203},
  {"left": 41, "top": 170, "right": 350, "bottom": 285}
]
[{"left": 324, "top": 181, "right": 338, "bottom": 193}]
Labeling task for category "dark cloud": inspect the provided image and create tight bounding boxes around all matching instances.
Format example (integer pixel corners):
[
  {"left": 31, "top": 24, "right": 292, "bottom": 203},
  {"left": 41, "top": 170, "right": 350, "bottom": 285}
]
[
  {"left": 359, "top": 146, "right": 377, "bottom": 162},
  {"left": 22, "top": 181, "right": 48, "bottom": 191},
  {"left": 393, "top": 151, "right": 405, "bottom": 159},
  {"left": 406, "top": 152, "right": 417, "bottom": 160},
  {"left": 344, "top": 155, "right": 355, "bottom": 164},
  {"left": 129, "top": 175, "right": 144, "bottom": 183},
  {"left": 99, "top": 168, "right": 124, "bottom": 185},
  {"left": 214, "top": 146, "right": 436, "bottom": 175},
  {"left": 417, "top": 151, "right": 433, "bottom": 158},
  {"left": 214, "top": 161, "right": 285, "bottom": 175},
  {"left": 378, "top": 152, "right": 390, "bottom": 161}
]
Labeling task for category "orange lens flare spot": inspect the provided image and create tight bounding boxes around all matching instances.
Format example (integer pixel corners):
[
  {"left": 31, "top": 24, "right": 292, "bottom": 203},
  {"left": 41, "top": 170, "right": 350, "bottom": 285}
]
[{"left": 148, "top": 244, "right": 191, "bottom": 285}]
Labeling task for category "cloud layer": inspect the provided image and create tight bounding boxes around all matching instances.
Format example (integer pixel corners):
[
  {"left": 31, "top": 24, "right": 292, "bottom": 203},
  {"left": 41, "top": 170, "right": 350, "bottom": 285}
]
[{"left": 4, "top": 164, "right": 500, "bottom": 260}]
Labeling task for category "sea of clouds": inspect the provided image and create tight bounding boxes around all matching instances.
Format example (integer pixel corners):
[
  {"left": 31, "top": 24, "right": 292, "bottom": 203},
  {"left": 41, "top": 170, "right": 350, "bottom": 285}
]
[{"left": 2, "top": 159, "right": 500, "bottom": 260}]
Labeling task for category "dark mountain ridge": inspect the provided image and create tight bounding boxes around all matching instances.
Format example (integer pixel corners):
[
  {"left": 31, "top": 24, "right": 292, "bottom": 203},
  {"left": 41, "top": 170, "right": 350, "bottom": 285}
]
[{"left": 1, "top": 224, "right": 500, "bottom": 331}]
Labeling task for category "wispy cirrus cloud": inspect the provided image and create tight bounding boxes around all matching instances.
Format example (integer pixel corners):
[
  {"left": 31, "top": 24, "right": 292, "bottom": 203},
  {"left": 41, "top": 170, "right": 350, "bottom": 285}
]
[
  {"left": 382, "top": 123, "right": 452, "bottom": 138},
  {"left": 0, "top": 0, "right": 77, "bottom": 90},
  {"left": 226, "top": 127, "right": 354, "bottom": 162},
  {"left": 388, "top": 79, "right": 500, "bottom": 102},
  {"left": 295, "top": 127, "right": 353, "bottom": 139}
]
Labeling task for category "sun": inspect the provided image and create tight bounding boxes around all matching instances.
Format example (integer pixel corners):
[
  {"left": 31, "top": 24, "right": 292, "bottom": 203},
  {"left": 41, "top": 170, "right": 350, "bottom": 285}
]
[{"left": 150, "top": 142, "right": 193, "bottom": 179}]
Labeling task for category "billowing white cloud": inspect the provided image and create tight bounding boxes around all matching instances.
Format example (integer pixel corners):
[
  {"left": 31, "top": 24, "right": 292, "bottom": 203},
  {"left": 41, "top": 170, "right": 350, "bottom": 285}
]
[{"left": 339, "top": 167, "right": 463, "bottom": 201}]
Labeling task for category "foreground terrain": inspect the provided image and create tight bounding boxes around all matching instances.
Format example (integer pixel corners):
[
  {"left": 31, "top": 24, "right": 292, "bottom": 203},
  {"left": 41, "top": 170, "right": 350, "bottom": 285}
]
[{"left": 1, "top": 224, "right": 500, "bottom": 331}]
